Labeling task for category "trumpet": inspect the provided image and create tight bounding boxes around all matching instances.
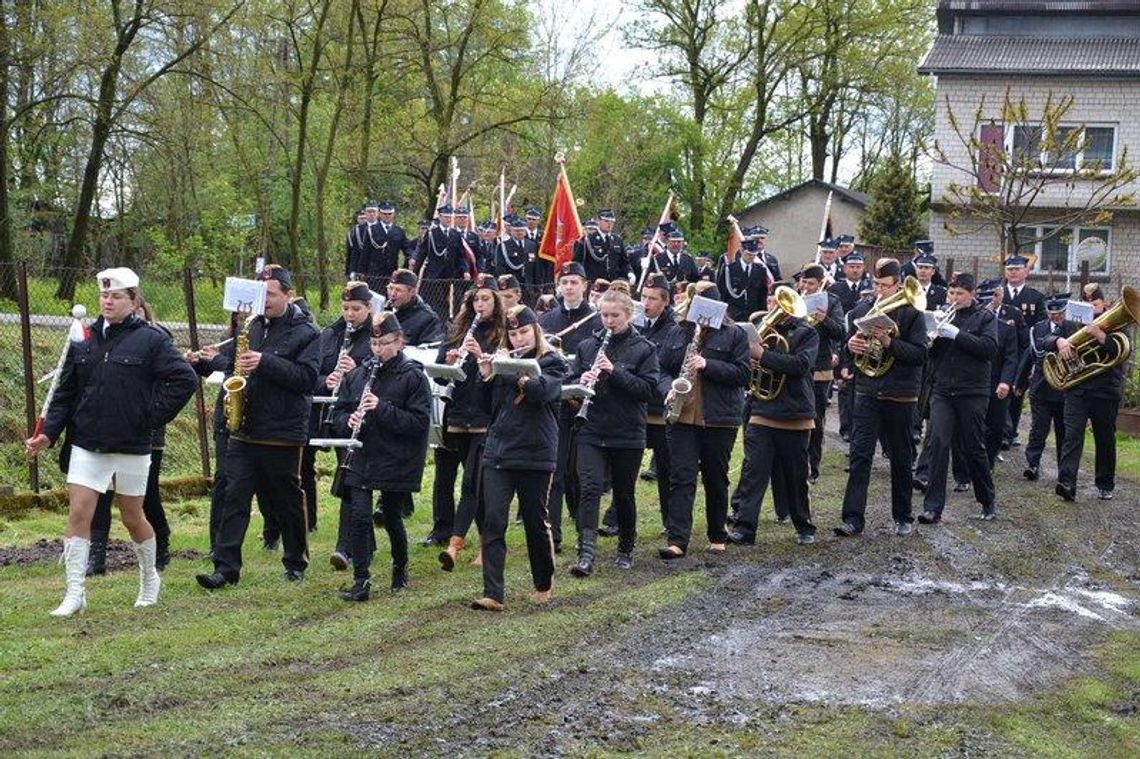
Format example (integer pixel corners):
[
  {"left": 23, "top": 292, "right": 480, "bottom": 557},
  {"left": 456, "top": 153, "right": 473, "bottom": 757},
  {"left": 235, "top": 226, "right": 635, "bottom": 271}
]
[
  {"left": 750, "top": 285, "right": 807, "bottom": 402},
  {"left": 926, "top": 304, "right": 958, "bottom": 342},
  {"left": 853, "top": 276, "right": 926, "bottom": 378}
]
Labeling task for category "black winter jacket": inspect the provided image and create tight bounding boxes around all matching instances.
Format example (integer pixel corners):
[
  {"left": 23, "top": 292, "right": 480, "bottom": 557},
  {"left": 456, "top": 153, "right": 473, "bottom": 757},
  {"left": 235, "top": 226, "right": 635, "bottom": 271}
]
[
  {"left": 331, "top": 353, "right": 431, "bottom": 491},
  {"left": 639, "top": 307, "right": 682, "bottom": 418},
  {"left": 567, "top": 327, "right": 660, "bottom": 448},
  {"left": 436, "top": 319, "right": 498, "bottom": 429},
  {"left": 480, "top": 351, "right": 568, "bottom": 471},
  {"left": 311, "top": 318, "right": 374, "bottom": 435},
  {"left": 811, "top": 291, "right": 846, "bottom": 373},
  {"left": 753, "top": 318, "right": 819, "bottom": 422},
  {"left": 395, "top": 297, "right": 444, "bottom": 347},
  {"left": 850, "top": 301, "right": 929, "bottom": 399},
  {"left": 538, "top": 300, "right": 599, "bottom": 355},
  {"left": 930, "top": 302, "right": 998, "bottom": 398},
  {"left": 658, "top": 321, "right": 751, "bottom": 427},
  {"left": 44, "top": 315, "right": 197, "bottom": 455},
  {"left": 207, "top": 304, "right": 320, "bottom": 444},
  {"left": 991, "top": 313, "right": 1020, "bottom": 391}
]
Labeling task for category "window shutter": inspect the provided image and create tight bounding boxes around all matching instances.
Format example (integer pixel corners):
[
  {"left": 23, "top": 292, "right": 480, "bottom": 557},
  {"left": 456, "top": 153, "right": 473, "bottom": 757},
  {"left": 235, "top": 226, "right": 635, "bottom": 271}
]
[{"left": 979, "top": 123, "right": 1004, "bottom": 192}]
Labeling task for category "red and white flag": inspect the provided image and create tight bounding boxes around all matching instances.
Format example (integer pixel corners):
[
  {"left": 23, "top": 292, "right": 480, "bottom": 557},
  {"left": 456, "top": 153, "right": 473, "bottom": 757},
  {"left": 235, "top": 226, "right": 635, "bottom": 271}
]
[{"left": 539, "top": 160, "right": 584, "bottom": 277}]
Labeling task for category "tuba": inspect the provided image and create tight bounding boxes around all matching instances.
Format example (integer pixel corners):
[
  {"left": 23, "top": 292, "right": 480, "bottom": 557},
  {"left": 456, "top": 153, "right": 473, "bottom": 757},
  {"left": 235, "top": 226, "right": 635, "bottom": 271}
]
[
  {"left": 1043, "top": 286, "right": 1140, "bottom": 391},
  {"left": 750, "top": 285, "right": 808, "bottom": 402},
  {"left": 853, "top": 276, "right": 926, "bottom": 378},
  {"left": 223, "top": 314, "right": 256, "bottom": 434}
]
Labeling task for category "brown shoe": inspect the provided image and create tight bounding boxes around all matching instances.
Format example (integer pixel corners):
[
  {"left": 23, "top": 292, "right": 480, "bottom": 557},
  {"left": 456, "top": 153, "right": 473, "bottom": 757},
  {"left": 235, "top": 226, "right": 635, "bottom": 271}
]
[
  {"left": 439, "top": 537, "right": 465, "bottom": 572},
  {"left": 532, "top": 588, "right": 553, "bottom": 604},
  {"left": 707, "top": 543, "right": 727, "bottom": 552},
  {"left": 470, "top": 597, "right": 504, "bottom": 611},
  {"left": 470, "top": 547, "right": 483, "bottom": 566}
]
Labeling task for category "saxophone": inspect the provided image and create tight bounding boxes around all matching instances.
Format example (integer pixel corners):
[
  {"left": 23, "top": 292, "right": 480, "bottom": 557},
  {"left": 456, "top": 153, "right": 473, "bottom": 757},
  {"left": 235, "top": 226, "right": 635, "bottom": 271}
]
[
  {"left": 223, "top": 315, "right": 256, "bottom": 434},
  {"left": 665, "top": 324, "right": 704, "bottom": 424}
]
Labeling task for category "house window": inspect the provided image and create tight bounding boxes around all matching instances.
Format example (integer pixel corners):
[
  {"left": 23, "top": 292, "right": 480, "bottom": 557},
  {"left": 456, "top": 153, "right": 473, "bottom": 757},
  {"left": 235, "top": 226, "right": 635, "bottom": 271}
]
[
  {"left": 1012, "top": 225, "right": 1111, "bottom": 273},
  {"left": 1005, "top": 125, "right": 1116, "bottom": 172}
]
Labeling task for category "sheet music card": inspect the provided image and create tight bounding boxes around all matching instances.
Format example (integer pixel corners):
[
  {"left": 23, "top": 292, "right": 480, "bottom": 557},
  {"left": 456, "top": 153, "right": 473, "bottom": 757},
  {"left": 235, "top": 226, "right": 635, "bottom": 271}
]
[
  {"left": 854, "top": 312, "right": 896, "bottom": 334},
  {"left": 802, "top": 291, "right": 829, "bottom": 316},
  {"left": 223, "top": 277, "right": 267, "bottom": 315},
  {"left": 686, "top": 295, "right": 728, "bottom": 329},
  {"left": 1065, "top": 299, "right": 1095, "bottom": 325}
]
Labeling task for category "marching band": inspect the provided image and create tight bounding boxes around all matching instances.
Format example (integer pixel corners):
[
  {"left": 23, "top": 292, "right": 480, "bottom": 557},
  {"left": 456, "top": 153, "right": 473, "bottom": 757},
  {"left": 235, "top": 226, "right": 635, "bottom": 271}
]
[{"left": 23, "top": 202, "right": 1140, "bottom": 616}]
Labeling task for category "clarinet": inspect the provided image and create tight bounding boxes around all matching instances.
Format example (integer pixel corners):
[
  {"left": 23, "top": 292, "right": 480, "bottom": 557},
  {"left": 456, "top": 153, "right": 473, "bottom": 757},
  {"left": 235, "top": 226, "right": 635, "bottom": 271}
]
[
  {"left": 574, "top": 329, "right": 613, "bottom": 424},
  {"left": 320, "top": 325, "right": 358, "bottom": 433},
  {"left": 331, "top": 359, "right": 382, "bottom": 498},
  {"left": 441, "top": 315, "right": 481, "bottom": 400}
]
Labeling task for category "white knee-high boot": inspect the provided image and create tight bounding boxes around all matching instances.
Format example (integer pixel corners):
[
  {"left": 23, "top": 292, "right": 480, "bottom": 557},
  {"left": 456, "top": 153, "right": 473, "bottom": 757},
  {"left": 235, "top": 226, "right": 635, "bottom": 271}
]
[
  {"left": 50, "top": 537, "right": 90, "bottom": 617},
  {"left": 134, "top": 537, "right": 161, "bottom": 607}
]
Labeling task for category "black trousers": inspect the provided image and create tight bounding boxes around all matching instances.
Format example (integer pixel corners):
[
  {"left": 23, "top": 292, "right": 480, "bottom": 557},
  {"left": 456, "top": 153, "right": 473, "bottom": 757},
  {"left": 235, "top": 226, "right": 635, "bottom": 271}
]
[
  {"left": 576, "top": 443, "right": 641, "bottom": 553},
  {"left": 665, "top": 424, "right": 735, "bottom": 551},
  {"left": 1025, "top": 393, "right": 1066, "bottom": 471},
  {"left": 481, "top": 468, "right": 555, "bottom": 603},
  {"left": 431, "top": 431, "right": 485, "bottom": 540},
  {"left": 547, "top": 412, "right": 581, "bottom": 547},
  {"left": 838, "top": 380, "right": 855, "bottom": 438},
  {"left": 604, "top": 423, "right": 671, "bottom": 529},
  {"left": 1005, "top": 392, "right": 1025, "bottom": 444},
  {"left": 300, "top": 444, "right": 320, "bottom": 530},
  {"left": 347, "top": 486, "right": 407, "bottom": 582},
  {"left": 949, "top": 392, "right": 1009, "bottom": 483},
  {"left": 212, "top": 439, "right": 308, "bottom": 579},
  {"left": 841, "top": 395, "right": 915, "bottom": 531},
  {"left": 808, "top": 380, "right": 830, "bottom": 480},
  {"left": 1059, "top": 393, "right": 1119, "bottom": 492},
  {"left": 92, "top": 448, "right": 167, "bottom": 536},
  {"left": 922, "top": 394, "right": 994, "bottom": 516},
  {"left": 735, "top": 424, "right": 814, "bottom": 537}
]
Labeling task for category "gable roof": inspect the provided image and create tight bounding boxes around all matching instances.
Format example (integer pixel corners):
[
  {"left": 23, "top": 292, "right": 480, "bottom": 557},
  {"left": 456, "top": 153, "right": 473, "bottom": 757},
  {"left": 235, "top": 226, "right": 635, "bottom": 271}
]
[
  {"left": 738, "top": 179, "right": 870, "bottom": 217},
  {"left": 919, "top": 34, "right": 1140, "bottom": 76}
]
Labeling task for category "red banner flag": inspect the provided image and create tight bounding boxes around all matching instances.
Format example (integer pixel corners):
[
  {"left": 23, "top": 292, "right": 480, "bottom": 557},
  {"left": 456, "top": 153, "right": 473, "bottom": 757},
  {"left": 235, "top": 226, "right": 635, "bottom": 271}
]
[{"left": 539, "top": 160, "right": 583, "bottom": 276}]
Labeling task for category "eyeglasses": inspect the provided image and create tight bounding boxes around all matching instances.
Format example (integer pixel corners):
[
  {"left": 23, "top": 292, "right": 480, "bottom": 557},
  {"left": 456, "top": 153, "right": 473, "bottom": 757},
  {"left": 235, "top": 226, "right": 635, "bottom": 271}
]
[{"left": 370, "top": 337, "right": 400, "bottom": 347}]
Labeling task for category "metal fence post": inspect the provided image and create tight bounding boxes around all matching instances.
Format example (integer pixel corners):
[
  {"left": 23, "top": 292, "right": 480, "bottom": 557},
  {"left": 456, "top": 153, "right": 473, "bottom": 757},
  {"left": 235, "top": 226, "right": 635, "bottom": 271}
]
[
  {"left": 16, "top": 262, "right": 40, "bottom": 492},
  {"left": 183, "top": 268, "right": 212, "bottom": 481}
]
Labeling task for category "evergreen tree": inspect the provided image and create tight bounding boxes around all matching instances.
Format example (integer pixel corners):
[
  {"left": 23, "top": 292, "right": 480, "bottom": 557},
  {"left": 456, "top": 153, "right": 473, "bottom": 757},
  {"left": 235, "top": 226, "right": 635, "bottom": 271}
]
[{"left": 858, "top": 154, "right": 926, "bottom": 252}]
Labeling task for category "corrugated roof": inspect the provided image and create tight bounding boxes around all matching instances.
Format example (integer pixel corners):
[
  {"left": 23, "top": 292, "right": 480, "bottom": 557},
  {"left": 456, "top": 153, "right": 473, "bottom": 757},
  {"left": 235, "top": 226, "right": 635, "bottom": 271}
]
[{"left": 919, "top": 34, "right": 1140, "bottom": 75}]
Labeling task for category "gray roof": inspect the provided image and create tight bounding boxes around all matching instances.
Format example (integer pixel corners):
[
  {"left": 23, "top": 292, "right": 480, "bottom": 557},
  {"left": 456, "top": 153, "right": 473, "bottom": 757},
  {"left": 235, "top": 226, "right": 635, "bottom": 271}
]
[
  {"left": 938, "top": 1, "right": 1140, "bottom": 12},
  {"left": 739, "top": 180, "right": 870, "bottom": 217},
  {"left": 919, "top": 34, "right": 1140, "bottom": 76}
]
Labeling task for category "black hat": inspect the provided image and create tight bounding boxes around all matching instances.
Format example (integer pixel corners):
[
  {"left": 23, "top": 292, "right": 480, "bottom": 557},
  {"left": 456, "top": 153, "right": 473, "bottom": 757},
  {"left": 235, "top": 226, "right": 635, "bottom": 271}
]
[
  {"left": 473, "top": 272, "right": 497, "bottom": 290},
  {"left": 378, "top": 200, "right": 396, "bottom": 212},
  {"left": 950, "top": 272, "right": 976, "bottom": 291},
  {"left": 597, "top": 209, "right": 616, "bottom": 222},
  {"left": 584, "top": 217, "right": 599, "bottom": 229},
  {"left": 802, "top": 264, "right": 826, "bottom": 281},
  {"left": 914, "top": 240, "right": 934, "bottom": 256},
  {"left": 914, "top": 252, "right": 938, "bottom": 267},
  {"left": 453, "top": 206, "right": 470, "bottom": 217},
  {"left": 364, "top": 199, "right": 380, "bottom": 210},
  {"left": 559, "top": 261, "right": 587, "bottom": 280},
  {"left": 591, "top": 278, "right": 611, "bottom": 293},
  {"left": 371, "top": 311, "right": 402, "bottom": 338},
  {"left": 506, "top": 305, "right": 538, "bottom": 330},
  {"left": 258, "top": 264, "right": 293, "bottom": 290},
  {"left": 342, "top": 281, "right": 372, "bottom": 303},
  {"left": 439, "top": 203, "right": 454, "bottom": 214},
  {"left": 978, "top": 277, "right": 1001, "bottom": 291},
  {"left": 390, "top": 268, "right": 418, "bottom": 288},
  {"left": 836, "top": 234, "right": 854, "bottom": 245},
  {"left": 1003, "top": 254, "right": 1030, "bottom": 269},
  {"left": 843, "top": 251, "right": 865, "bottom": 264},
  {"left": 977, "top": 287, "right": 997, "bottom": 304},
  {"left": 525, "top": 207, "right": 542, "bottom": 219},
  {"left": 818, "top": 238, "right": 838, "bottom": 250},
  {"left": 644, "top": 273, "right": 670, "bottom": 294},
  {"left": 507, "top": 215, "right": 527, "bottom": 229},
  {"left": 418, "top": 219, "right": 432, "bottom": 229},
  {"left": 665, "top": 224, "right": 685, "bottom": 240},
  {"left": 875, "top": 258, "right": 901, "bottom": 278},
  {"left": 641, "top": 226, "right": 654, "bottom": 237},
  {"left": 696, "top": 284, "right": 722, "bottom": 302},
  {"left": 1046, "top": 293, "right": 1071, "bottom": 312},
  {"left": 755, "top": 226, "right": 769, "bottom": 237},
  {"left": 498, "top": 274, "right": 521, "bottom": 291}
]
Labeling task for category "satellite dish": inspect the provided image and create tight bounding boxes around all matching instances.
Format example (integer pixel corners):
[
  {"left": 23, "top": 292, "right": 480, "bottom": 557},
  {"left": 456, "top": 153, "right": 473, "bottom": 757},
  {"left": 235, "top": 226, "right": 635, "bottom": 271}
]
[{"left": 1074, "top": 234, "right": 1108, "bottom": 271}]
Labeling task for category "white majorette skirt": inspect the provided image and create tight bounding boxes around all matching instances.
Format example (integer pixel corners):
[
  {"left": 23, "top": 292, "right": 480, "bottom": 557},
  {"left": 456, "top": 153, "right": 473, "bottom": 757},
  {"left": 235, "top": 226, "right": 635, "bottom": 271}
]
[{"left": 67, "top": 446, "right": 152, "bottom": 496}]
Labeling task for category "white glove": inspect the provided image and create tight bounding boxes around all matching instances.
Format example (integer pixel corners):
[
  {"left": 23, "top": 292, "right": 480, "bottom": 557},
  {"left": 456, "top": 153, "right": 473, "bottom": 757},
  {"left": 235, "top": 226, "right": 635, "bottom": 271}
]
[{"left": 936, "top": 322, "right": 960, "bottom": 340}]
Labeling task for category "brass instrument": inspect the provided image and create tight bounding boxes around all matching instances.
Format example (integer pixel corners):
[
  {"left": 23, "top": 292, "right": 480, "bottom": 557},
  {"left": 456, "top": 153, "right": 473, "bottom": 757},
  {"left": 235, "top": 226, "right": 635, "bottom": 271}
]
[
  {"left": 853, "top": 276, "right": 926, "bottom": 378},
  {"left": 749, "top": 285, "right": 807, "bottom": 402},
  {"left": 223, "top": 315, "right": 256, "bottom": 434},
  {"left": 1043, "top": 286, "right": 1140, "bottom": 391},
  {"left": 665, "top": 323, "right": 705, "bottom": 424},
  {"left": 926, "top": 304, "right": 959, "bottom": 342}
]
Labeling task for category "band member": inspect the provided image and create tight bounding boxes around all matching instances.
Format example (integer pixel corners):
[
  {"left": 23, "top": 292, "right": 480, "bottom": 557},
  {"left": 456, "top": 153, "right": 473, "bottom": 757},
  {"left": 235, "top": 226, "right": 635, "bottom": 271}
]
[
  {"left": 524, "top": 207, "right": 543, "bottom": 243},
  {"left": 596, "top": 209, "right": 629, "bottom": 281},
  {"left": 345, "top": 206, "right": 367, "bottom": 277},
  {"left": 972, "top": 283, "right": 1021, "bottom": 468},
  {"left": 589, "top": 278, "right": 610, "bottom": 307},
  {"left": 567, "top": 289, "right": 660, "bottom": 575},
  {"left": 652, "top": 224, "right": 700, "bottom": 286},
  {"left": 497, "top": 274, "right": 523, "bottom": 310},
  {"left": 475, "top": 220, "right": 498, "bottom": 274},
  {"left": 432, "top": 283, "right": 506, "bottom": 563},
  {"left": 901, "top": 240, "right": 948, "bottom": 286},
  {"left": 496, "top": 216, "right": 535, "bottom": 284},
  {"left": 1045, "top": 297, "right": 1126, "bottom": 502},
  {"left": 718, "top": 234, "right": 771, "bottom": 322},
  {"left": 817, "top": 238, "right": 841, "bottom": 282},
  {"left": 695, "top": 255, "right": 716, "bottom": 282},
  {"left": 727, "top": 289, "right": 819, "bottom": 545},
  {"left": 915, "top": 273, "right": 999, "bottom": 524},
  {"left": 912, "top": 251, "right": 947, "bottom": 309},
  {"left": 829, "top": 251, "right": 867, "bottom": 441},
  {"left": 27, "top": 268, "right": 197, "bottom": 616},
  {"left": 658, "top": 283, "right": 751, "bottom": 558},
  {"left": 829, "top": 250, "right": 867, "bottom": 312},
  {"left": 835, "top": 258, "right": 928, "bottom": 537},
  {"left": 1019, "top": 294, "right": 1069, "bottom": 480},
  {"left": 799, "top": 264, "right": 845, "bottom": 482},
  {"left": 386, "top": 269, "right": 443, "bottom": 346},
  {"left": 356, "top": 200, "right": 406, "bottom": 280},
  {"left": 539, "top": 262, "right": 599, "bottom": 552},
  {"left": 752, "top": 226, "right": 782, "bottom": 281},
  {"left": 330, "top": 312, "right": 431, "bottom": 600},
  {"left": 196, "top": 265, "right": 321, "bottom": 589},
  {"left": 1002, "top": 253, "right": 1045, "bottom": 447},
  {"left": 313, "top": 282, "right": 375, "bottom": 570},
  {"left": 87, "top": 296, "right": 177, "bottom": 575},
  {"left": 409, "top": 205, "right": 466, "bottom": 315},
  {"left": 470, "top": 305, "right": 565, "bottom": 611}
]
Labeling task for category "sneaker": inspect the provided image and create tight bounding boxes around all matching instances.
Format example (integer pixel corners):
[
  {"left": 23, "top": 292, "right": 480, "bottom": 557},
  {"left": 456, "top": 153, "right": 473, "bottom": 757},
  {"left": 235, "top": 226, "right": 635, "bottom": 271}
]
[
  {"left": 1098, "top": 489, "right": 1114, "bottom": 501},
  {"left": 833, "top": 522, "right": 861, "bottom": 538},
  {"left": 284, "top": 569, "right": 305, "bottom": 582},
  {"left": 329, "top": 551, "right": 349, "bottom": 571},
  {"left": 895, "top": 521, "right": 914, "bottom": 537},
  {"left": 953, "top": 482, "right": 971, "bottom": 493},
  {"left": 598, "top": 524, "right": 620, "bottom": 538},
  {"left": 338, "top": 579, "right": 371, "bottom": 602},
  {"left": 614, "top": 552, "right": 633, "bottom": 570},
  {"left": 795, "top": 533, "right": 816, "bottom": 545},
  {"left": 916, "top": 511, "right": 940, "bottom": 525}
]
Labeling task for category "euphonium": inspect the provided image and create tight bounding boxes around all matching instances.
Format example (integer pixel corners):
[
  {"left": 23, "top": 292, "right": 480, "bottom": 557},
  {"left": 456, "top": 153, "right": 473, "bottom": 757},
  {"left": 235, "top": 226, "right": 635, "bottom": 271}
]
[
  {"left": 223, "top": 314, "right": 256, "bottom": 434},
  {"left": 853, "top": 276, "right": 926, "bottom": 378},
  {"left": 1043, "top": 286, "right": 1140, "bottom": 391},
  {"left": 749, "top": 285, "right": 808, "bottom": 402}
]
